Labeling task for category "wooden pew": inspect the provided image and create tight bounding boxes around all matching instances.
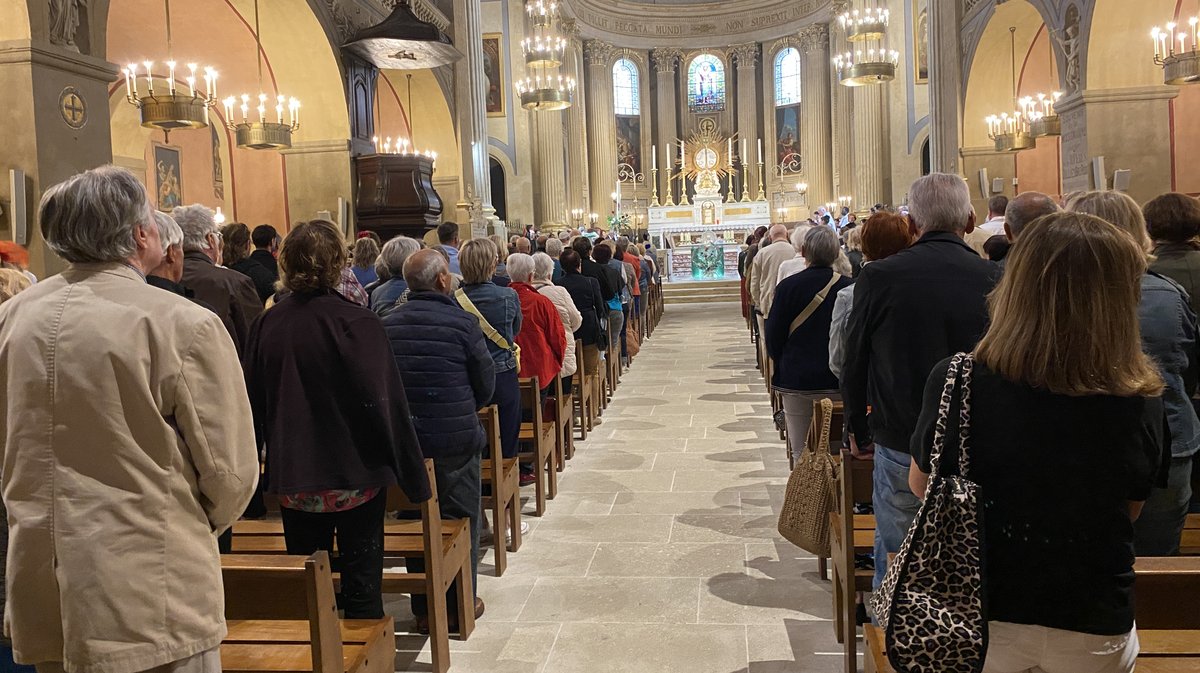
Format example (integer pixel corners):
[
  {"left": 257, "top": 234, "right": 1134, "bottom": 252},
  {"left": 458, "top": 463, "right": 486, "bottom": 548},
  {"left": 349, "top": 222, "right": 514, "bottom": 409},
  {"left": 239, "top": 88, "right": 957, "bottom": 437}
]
[
  {"left": 230, "top": 461, "right": 473, "bottom": 673},
  {"left": 1182, "top": 513, "right": 1200, "bottom": 555},
  {"left": 518, "top": 376, "right": 557, "bottom": 516},
  {"left": 221, "top": 551, "right": 394, "bottom": 673},
  {"left": 573, "top": 339, "right": 595, "bottom": 441},
  {"left": 830, "top": 446, "right": 876, "bottom": 673},
  {"left": 550, "top": 373, "right": 575, "bottom": 467},
  {"left": 480, "top": 404, "right": 521, "bottom": 577}
]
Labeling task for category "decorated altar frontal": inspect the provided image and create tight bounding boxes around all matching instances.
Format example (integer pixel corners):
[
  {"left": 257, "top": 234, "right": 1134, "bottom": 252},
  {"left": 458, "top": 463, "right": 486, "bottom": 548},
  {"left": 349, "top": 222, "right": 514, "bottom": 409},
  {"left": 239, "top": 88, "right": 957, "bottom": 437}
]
[{"left": 649, "top": 199, "right": 770, "bottom": 281}]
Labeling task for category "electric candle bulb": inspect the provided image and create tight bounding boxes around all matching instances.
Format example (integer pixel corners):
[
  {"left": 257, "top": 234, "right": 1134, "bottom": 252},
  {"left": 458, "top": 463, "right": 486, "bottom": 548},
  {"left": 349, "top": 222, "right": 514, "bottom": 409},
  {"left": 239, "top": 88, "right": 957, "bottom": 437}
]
[
  {"left": 143, "top": 61, "right": 154, "bottom": 93},
  {"left": 166, "top": 61, "right": 176, "bottom": 95}
]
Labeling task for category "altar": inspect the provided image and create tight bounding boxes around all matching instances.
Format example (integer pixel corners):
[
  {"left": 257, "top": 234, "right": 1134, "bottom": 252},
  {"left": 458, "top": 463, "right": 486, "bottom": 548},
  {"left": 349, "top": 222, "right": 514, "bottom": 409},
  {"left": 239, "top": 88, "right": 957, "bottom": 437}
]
[{"left": 650, "top": 199, "right": 770, "bottom": 281}]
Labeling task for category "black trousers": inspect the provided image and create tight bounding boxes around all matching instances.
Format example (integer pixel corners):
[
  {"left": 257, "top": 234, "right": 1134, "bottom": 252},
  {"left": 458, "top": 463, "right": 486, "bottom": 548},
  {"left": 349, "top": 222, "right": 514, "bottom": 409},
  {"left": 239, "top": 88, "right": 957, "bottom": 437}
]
[
  {"left": 280, "top": 490, "right": 387, "bottom": 619},
  {"left": 405, "top": 451, "right": 481, "bottom": 617}
]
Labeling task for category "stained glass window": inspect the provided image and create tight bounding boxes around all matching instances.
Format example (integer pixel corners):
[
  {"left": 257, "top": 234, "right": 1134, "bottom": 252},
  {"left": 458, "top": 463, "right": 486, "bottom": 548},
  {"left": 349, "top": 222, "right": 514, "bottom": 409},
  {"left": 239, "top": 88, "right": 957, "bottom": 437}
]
[
  {"left": 613, "top": 59, "right": 640, "bottom": 116},
  {"left": 687, "top": 54, "right": 725, "bottom": 113},
  {"left": 774, "top": 48, "right": 801, "bottom": 106}
]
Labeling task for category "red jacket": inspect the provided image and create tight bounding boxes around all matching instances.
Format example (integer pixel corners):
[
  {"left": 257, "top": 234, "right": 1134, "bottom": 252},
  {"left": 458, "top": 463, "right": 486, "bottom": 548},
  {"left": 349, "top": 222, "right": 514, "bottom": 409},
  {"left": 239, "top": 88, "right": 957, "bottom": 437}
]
[
  {"left": 512, "top": 281, "right": 567, "bottom": 388},
  {"left": 624, "top": 254, "right": 642, "bottom": 296}
]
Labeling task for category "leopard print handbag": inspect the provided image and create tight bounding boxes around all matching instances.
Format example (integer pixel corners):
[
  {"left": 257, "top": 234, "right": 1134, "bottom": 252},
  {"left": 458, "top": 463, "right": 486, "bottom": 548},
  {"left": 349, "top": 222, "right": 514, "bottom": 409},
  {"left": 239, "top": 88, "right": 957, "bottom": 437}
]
[{"left": 869, "top": 352, "right": 987, "bottom": 673}]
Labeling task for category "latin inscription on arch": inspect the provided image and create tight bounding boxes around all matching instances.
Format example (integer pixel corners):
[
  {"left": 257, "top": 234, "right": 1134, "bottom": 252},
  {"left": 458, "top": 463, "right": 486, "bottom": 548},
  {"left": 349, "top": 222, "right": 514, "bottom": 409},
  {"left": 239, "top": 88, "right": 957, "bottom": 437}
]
[{"left": 576, "top": 0, "right": 819, "bottom": 40}]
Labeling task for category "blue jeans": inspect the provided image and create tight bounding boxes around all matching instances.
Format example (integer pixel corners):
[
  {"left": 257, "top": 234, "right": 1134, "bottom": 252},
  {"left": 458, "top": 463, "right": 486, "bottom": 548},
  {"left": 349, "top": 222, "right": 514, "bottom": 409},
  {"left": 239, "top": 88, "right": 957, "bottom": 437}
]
[
  {"left": 1, "top": 644, "right": 35, "bottom": 673},
  {"left": 872, "top": 444, "right": 922, "bottom": 589},
  {"left": 1134, "top": 455, "right": 1194, "bottom": 556}
]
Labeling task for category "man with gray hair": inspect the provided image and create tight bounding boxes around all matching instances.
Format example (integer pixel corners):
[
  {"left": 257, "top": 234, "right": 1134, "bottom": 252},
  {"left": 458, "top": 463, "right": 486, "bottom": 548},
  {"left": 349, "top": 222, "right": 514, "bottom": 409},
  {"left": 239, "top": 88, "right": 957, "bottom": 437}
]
[
  {"left": 545, "top": 237, "right": 565, "bottom": 283},
  {"left": 749, "top": 223, "right": 794, "bottom": 316},
  {"left": 174, "top": 203, "right": 262, "bottom": 353},
  {"left": 841, "top": 172, "right": 1000, "bottom": 588},
  {"left": 0, "top": 166, "right": 258, "bottom": 673},
  {"left": 381, "top": 248, "right": 494, "bottom": 630},
  {"left": 147, "top": 211, "right": 209, "bottom": 306}
]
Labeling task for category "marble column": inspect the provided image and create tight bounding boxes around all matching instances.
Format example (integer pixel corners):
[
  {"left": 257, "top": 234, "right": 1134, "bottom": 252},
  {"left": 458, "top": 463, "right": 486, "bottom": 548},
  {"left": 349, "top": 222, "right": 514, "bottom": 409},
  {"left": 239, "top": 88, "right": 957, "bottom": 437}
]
[
  {"left": 928, "top": 0, "right": 964, "bottom": 175},
  {"left": 829, "top": 1, "right": 854, "bottom": 202},
  {"left": 852, "top": 84, "right": 888, "bottom": 209},
  {"left": 731, "top": 43, "right": 760, "bottom": 199},
  {"left": 799, "top": 24, "right": 833, "bottom": 209},
  {"left": 564, "top": 21, "right": 590, "bottom": 215},
  {"left": 532, "top": 111, "right": 568, "bottom": 226},
  {"left": 452, "top": 0, "right": 495, "bottom": 230},
  {"left": 651, "top": 48, "right": 682, "bottom": 202},
  {"left": 585, "top": 40, "right": 617, "bottom": 215}
]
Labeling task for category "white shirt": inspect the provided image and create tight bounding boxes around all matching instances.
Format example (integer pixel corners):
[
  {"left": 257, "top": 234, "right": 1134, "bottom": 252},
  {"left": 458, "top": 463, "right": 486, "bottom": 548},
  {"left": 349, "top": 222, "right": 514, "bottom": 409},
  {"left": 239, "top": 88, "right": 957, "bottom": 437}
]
[{"left": 979, "top": 215, "right": 1006, "bottom": 237}]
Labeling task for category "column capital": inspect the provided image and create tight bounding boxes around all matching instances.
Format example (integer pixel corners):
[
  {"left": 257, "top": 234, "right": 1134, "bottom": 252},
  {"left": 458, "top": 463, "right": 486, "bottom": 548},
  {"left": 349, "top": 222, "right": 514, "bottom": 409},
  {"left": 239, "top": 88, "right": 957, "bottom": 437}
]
[
  {"left": 799, "top": 23, "right": 830, "bottom": 54},
  {"left": 561, "top": 17, "right": 580, "bottom": 39},
  {"left": 651, "top": 47, "right": 683, "bottom": 73},
  {"left": 830, "top": 1, "right": 849, "bottom": 15},
  {"left": 584, "top": 40, "right": 616, "bottom": 66},
  {"left": 730, "top": 43, "right": 759, "bottom": 69}
]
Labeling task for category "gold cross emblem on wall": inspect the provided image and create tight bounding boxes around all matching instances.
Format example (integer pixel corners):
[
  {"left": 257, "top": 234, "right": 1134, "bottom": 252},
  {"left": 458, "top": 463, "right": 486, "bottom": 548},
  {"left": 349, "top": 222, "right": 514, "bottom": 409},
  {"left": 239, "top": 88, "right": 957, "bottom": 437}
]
[{"left": 59, "top": 87, "right": 87, "bottom": 129}]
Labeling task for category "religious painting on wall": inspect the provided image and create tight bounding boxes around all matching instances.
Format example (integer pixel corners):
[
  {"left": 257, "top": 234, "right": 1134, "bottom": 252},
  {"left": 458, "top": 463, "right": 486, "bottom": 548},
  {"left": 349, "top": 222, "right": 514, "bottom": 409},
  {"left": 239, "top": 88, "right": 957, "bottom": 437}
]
[
  {"left": 153, "top": 144, "right": 182, "bottom": 212},
  {"left": 482, "top": 34, "right": 505, "bottom": 117},
  {"left": 687, "top": 54, "right": 726, "bottom": 113},
  {"left": 616, "top": 115, "right": 641, "bottom": 173},
  {"left": 913, "top": 0, "right": 929, "bottom": 84},
  {"left": 775, "top": 104, "right": 801, "bottom": 167}
]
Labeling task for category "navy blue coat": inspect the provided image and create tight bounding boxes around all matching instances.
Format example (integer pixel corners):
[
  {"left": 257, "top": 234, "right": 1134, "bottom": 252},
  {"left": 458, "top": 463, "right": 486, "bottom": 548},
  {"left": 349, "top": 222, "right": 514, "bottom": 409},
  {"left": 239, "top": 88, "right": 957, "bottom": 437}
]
[{"left": 382, "top": 291, "right": 496, "bottom": 459}]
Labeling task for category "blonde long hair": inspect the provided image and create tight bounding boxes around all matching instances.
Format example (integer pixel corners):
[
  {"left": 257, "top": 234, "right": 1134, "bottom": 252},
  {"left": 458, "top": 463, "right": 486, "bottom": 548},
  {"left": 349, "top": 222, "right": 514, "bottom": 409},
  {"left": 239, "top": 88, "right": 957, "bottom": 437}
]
[{"left": 975, "top": 212, "right": 1163, "bottom": 397}]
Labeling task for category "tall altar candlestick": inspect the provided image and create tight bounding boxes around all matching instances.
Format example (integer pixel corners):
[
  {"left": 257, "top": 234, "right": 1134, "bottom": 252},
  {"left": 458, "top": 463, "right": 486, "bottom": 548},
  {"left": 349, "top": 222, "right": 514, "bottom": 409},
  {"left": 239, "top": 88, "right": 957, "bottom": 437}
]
[
  {"left": 727, "top": 138, "right": 733, "bottom": 166},
  {"left": 757, "top": 138, "right": 763, "bottom": 165},
  {"left": 652, "top": 145, "right": 656, "bottom": 170},
  {"left": 741, "top": 138, "right": 747, "bottom": 164}
]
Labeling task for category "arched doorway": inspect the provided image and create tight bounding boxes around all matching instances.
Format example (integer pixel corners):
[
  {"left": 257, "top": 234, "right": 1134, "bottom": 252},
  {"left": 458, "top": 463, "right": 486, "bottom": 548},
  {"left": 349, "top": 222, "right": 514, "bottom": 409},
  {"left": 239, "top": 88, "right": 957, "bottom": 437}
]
[
  {"left": 920, "top": 138, "right": 931, "bottom": 177},
  {"left": 489, "top": 157, "right": 507, "bottom": 223}
]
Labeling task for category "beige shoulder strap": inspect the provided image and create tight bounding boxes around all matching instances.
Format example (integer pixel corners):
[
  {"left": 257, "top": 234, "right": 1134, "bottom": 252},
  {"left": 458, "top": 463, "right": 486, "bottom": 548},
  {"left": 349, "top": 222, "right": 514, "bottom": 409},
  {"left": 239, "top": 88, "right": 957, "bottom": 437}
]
[
  {"left": 456, "top": 289, "right": 512, "bottom": 351},
  {"left": 788, "top": 273, "right": 842, "bottom": 337}
]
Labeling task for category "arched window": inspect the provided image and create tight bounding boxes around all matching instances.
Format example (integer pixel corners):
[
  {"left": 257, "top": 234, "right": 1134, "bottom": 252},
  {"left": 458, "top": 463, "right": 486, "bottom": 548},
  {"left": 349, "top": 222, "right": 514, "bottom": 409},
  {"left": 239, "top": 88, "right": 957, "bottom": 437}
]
[
  {"left": 687, "top": 54, "right": 726, "bottom": 113},
  {"left": 774, "top": 48, "right": 801, "bottom": 106},
  {"left": 613, "top": 59, "right": 640, "bottom": 116}
]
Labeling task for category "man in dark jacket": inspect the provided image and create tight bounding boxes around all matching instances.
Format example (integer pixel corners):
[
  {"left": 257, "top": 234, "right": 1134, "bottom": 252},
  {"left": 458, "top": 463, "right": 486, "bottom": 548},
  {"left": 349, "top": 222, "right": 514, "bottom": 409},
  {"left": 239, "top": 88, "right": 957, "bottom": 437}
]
[
  {"left": 250, "top": 224, "right": 280, "bottom": 279},
  {"left": 840, "top": 173, "right": 1000, "bottom": 588},
  {"left": 381, "top": 248, "right": 494, "bottom": 632},
  {"left": 571, "top": 236, "right": 616, "bottom": 303},
  {"left": 173, "top": 204, "right": 263, "bottom": 354},
  {"left": 558, "top": 249, "right": 607, "bottom": 381}
]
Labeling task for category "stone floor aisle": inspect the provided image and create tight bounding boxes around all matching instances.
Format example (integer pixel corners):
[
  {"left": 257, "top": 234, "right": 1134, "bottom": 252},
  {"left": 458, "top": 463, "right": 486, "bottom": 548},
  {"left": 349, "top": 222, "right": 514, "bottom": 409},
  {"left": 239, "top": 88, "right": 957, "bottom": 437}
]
[{"left": 393, "top": 302, "right": 844, "bottom": 672}]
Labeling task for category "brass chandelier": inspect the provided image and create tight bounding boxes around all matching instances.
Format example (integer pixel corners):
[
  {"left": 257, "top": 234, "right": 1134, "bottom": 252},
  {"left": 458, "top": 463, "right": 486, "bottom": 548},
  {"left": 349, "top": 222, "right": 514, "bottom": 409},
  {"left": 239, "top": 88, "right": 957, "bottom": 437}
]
[
  {"left": 984, "top": 28, "right": 1036, "bottom": 153},
  {"left": 121, "top": 0, "right": 219, "bottom": 133},
  {"left": 514, "top": 1, "right": 576, "bottom": 111},
  {"left": 834, "top": 1, "right": 897, "bottom": 86},
  {"left": 1151, "top": 14, "right": 1200, "bottom": 85},
  {"left": 221, "top": 0, "right": 301, "bottom": 150}
]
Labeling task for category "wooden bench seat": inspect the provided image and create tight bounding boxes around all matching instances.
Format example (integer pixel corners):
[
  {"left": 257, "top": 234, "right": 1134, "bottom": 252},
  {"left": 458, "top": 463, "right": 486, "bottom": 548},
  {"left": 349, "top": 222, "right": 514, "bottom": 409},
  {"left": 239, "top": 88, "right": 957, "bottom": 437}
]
[
  {"left": 220, "top": 552, "right": 393, "bottom": 673},
  {"left": 1181, "top": 513, "right": 1200, "bottom": 555},
  {"left": 518, "top": 376, "right": 557, "bottom": 516},
  {"left": 480, "top": 404, "right": 521, "bottom": 576}
]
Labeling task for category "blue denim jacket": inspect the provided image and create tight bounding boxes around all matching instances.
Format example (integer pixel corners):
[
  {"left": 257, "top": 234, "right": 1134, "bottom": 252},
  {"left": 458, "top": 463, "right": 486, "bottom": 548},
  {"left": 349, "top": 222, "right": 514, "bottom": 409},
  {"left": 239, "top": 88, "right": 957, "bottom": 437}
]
[
  {"left": 460, "top": 281, "right": 522, "bottom": 373},
  {"left": 1139, "top": 272, "right": 1200, "bottom": 458}
]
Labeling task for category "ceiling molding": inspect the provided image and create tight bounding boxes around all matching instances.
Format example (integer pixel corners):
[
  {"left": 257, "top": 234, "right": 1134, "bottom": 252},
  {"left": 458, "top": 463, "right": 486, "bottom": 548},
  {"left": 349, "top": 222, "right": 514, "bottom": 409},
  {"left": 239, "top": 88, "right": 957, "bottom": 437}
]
[{"left": 562, "top": 0, "right": 832, "bottom": 49}]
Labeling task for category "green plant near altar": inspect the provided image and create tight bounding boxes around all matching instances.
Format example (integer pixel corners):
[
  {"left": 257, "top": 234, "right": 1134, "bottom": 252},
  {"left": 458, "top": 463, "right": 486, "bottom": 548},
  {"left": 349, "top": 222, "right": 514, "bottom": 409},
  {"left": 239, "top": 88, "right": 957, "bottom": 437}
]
[{"left": 607, "top": 213, "right": 631, "bottom": 231}]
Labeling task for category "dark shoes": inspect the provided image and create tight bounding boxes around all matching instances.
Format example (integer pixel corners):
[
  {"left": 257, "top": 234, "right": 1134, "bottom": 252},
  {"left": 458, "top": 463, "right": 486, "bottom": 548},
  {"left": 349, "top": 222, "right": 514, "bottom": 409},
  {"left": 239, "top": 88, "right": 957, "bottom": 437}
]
[
  {"left": 518, "top": 472, "right": 536, "bottom": 487},
  {"left": 414, "top": 598, "right": 486, "bottom": 635}
]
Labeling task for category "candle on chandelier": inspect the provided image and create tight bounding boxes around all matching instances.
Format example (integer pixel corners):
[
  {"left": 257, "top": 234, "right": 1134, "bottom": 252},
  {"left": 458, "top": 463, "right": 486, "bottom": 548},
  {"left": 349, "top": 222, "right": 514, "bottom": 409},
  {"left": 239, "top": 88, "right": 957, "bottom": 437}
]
[
  {"left": 240, "top": 94, "right": 250, "bottom": 123},
  {"left": 257, "top": 93, "right": 267, "bottom": 122},
  {"left": 1167, "top": 23, "right": 1177, "bottom": 54},
  {"left": 1180, "top": 32, "right": 1189, "bottom": 55},
  {"left": 372, "top": 136, "right": 379, "bottom": 153},
  {"left": 1153, "top": 27, "right": 1162, "bottom": 59},
  {"left": 124, "top": 66, "right": 134, "bottom": 98},
  {"left": 1192, "top": 18, "right": 1199, "bottom": 50},
  {"left": 166, "top": 61, "right": 177, "bottom": 95},
  {"left": 276, "top": 96, "right": 285, "bottom": 125},
  {"left": 143, "top": 61, "right": 154, "bottom": 94},
  {"left": 384, "top": 137, "right": 392, "bottom": 153}
]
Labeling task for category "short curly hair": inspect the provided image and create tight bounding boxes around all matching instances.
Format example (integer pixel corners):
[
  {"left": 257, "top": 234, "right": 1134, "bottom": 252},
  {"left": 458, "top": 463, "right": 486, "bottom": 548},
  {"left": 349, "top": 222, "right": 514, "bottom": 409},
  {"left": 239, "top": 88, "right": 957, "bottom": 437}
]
[
  {"left": 1144, "top": 193, "right": 1200, "bottom": 245},
  {"left": 279, "top": 220, "right": 346, "bottom": 293}
]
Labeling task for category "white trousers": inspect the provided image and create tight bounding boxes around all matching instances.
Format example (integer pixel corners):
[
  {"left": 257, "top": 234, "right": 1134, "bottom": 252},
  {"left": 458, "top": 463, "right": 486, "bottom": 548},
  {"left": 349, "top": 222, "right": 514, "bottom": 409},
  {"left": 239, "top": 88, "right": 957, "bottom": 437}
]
[
  {"left": 36, "top": 648, "right": 221, "bottom": 673},
  {"left": 983, "top": 621, "right": 1138, "bottom": 673}
]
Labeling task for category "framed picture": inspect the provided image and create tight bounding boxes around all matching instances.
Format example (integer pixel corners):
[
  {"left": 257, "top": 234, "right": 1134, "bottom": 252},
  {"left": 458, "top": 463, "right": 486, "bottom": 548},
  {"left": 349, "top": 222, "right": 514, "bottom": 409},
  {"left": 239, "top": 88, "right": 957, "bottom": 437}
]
[
  {"left": 153, "top": 143, "right": 183, "bottom": 212},
  {"left": 913, "top": 0, "right": 929, "bottom": 84},
  {"left": 615, "top": 115, "right": 641, "bottom": 174},
  {"left": 774, "top": 104, "right": 801, "bottom": 167},
  {"left": 482, "top": 34, "right": 505, "bottom": 117}
]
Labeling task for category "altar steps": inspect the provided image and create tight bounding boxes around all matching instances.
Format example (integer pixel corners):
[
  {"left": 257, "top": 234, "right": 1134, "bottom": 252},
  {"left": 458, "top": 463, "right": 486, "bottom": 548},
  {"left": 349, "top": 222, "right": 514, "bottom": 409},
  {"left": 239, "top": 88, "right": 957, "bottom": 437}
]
[{"left": 662, "top": 279, "right": 742, "bottom": 305}]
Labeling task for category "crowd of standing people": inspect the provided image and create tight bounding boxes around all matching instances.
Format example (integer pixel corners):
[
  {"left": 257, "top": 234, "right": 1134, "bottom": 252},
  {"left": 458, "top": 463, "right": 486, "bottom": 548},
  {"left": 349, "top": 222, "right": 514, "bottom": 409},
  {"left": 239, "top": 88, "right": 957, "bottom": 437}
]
[
  {"left": 743, "top": 173, "right": 1200, "bottom": 672},
  {"left": 0, "top": 164, "right": 661, "bottom": 673}
]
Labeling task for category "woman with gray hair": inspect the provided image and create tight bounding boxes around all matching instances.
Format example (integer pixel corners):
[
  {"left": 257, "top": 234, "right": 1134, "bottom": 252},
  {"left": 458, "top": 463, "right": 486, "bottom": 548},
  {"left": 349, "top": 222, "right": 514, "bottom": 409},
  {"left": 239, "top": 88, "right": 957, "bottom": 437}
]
[
  {"left": 544, "top": 237, "right": 566, "bottom": 283},
  {"left": 775, "top": 223, "right": 815, "bottom": 284},
  {"left": 532, "top": 252, "right": 582, "bottom": 386},
  {"left": 369, "top": 236, "right": 422, "bottom": 316},
  {"left": 764, "top": 226, "right": 854, "bottom": 459}
]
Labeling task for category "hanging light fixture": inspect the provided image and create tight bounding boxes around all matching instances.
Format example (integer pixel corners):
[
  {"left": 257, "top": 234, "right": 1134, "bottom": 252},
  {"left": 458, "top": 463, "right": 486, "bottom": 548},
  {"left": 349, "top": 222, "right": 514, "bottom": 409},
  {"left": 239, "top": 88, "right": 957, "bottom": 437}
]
[
  {"left": 122, "top": 0, "right": 219, "bottom": 133},
  {"left": 515, "top": 1, "right": 576, "bottom": 111},
  {"left": 221, "top": 0, "right": 300, "bottom": 150},
  {"left": 1151, "top": 14, "right": 1200, "bottom": 85},
  {"left": 984, "top": 28, "right": 1036, "bottom": 153},
  {"left": 1023, "top": 92, "right": 1063, "bottom": 137},
  {"left": 343, "top": 0, "right": 462, "bottom": 70},
  {"left": 834, "top": 1, "right": 896, "bottom": 86}
]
